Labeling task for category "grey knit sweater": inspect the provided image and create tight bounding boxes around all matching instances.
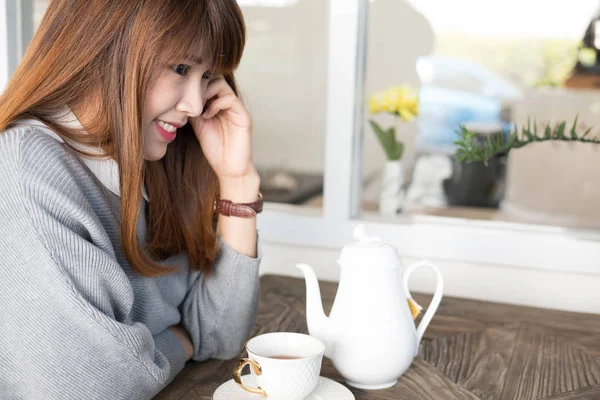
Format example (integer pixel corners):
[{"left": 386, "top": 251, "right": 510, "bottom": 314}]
[{"left": 0, "top": 124, "right": 262, "bottom": 399}]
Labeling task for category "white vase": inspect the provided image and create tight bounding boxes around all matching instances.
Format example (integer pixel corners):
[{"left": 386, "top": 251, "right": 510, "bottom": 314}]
[{"left": 379, "top": 160, "right": 405, "bottom": 215}]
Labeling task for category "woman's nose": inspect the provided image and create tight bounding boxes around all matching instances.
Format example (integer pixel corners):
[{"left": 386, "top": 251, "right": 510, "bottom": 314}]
[{"left": 176, "top": 82, "right": 204, "bottom": 117}]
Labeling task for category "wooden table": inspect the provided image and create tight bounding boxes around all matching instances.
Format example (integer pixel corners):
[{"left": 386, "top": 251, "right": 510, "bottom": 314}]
[{"left": 156, "top": 275, "right": 600, "bottom": 400}]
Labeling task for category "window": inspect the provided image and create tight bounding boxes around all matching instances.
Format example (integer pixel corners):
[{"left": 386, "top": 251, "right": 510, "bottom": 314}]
[
  {"left": 236, "top": 0, "right": 329, "bottom": 209},
  {"left": 360, "top": 0, "right": 600, "bottom": 233}
]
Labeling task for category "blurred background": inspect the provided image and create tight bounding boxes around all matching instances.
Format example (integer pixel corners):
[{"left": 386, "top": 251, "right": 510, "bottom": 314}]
[{"left": 232, "top": 0, "right": 600, "bottom": 231}]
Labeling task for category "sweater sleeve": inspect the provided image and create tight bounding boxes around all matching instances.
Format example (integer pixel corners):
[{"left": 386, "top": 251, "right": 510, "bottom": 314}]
[
  {"left": 0, "top": 129, "right": 187, "bottom": 399},
  {"left": 180, "top": 235, "right": 262, "bottom": 362}
]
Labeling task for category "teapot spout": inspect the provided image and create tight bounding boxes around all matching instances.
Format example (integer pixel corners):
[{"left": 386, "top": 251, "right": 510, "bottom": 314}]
[{"left": 296, "top": 263, "right": 333, "bottom": 357}]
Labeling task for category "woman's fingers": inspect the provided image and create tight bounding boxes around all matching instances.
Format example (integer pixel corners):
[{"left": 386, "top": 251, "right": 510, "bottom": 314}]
[
  {"left": 202, "top": 92, "right": 244, "bottom": 120},
  {"left": 203, "top": 75, "right": 232, "bottom": 101}
]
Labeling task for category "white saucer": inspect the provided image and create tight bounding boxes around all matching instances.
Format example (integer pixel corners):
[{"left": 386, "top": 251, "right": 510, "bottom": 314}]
[{"left": 212, "top": 375, "right": 355, "bottom": 400}]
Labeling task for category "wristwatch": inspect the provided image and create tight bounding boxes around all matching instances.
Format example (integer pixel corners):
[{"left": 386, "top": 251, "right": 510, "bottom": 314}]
[{"left": 214, "top": 192, "right": 264, "bottom": 218}]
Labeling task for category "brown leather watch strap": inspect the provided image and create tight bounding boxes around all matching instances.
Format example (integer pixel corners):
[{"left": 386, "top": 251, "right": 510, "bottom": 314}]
[{"left": 214, "top": 193, "right": 263, "bottom": 218}]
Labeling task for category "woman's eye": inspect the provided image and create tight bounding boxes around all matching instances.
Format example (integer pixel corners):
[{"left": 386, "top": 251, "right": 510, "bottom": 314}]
[
  {"left": 171, "top": 64, "right": 191, "bottom": 76},
  {"left": 202, "top": 71, "right": 211, "bottom": 80}
]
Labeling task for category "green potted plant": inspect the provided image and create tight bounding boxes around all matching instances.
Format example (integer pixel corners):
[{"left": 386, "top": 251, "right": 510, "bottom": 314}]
[
  {"left": 454, "top": 117, "right": 600, "bottom": 165},
  {"left": 453, "top": 118, "right": 600, "bottom": 219}
]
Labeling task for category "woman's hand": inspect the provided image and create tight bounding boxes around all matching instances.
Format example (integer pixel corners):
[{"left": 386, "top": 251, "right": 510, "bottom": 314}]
[
  {"left": 191, "top": 75, "right": 260, "bottom": 256},
  {"left": 189, "top": 75, "right": 258, "bottom": 189}
]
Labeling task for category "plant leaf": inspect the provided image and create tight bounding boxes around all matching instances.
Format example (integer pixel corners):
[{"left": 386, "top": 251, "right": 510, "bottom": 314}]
[
  {"left": 544, "top": 123, "right": 552, "bottom": 140},
  {"left": 570, "top": 115, "right": 579, "bottom": 138},
  {"left": 369, "top": 119, "right": 403, "bottom": 160},
  {"left": 452, "top": 115, "right": 600, "bottom": 166},
  {"left": 557, "top": 121, "right": 567, "bottom": 140}
]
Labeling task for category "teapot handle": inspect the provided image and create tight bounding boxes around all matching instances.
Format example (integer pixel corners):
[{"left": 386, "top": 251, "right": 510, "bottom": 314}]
[{"left": 402, "top": 260, "right": 444, "bottom": 355}]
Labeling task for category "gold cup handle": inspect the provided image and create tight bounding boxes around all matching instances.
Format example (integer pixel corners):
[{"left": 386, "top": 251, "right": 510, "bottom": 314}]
[{"left": 233, "top": 358, "right": 267, "bottom": 397}]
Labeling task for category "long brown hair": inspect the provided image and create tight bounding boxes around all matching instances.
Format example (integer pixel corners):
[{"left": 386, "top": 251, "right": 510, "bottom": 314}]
[{"left": 0, "top": 0, "right": 246, "bottom": 277}]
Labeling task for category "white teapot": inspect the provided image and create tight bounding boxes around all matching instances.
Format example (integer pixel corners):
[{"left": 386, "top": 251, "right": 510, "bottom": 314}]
[{"left": 296, "top": 224, "right": 444, "bottom": 390}]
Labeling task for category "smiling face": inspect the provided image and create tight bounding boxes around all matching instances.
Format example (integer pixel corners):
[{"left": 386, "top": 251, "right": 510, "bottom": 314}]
[{"left": 142, "top": 61, "right": 212, "bottom": 161}]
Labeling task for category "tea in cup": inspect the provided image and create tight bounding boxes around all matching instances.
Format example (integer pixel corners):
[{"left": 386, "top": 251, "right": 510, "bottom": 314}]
[{"left": 233, "top": 332, "right": 325, "bottom": 400}]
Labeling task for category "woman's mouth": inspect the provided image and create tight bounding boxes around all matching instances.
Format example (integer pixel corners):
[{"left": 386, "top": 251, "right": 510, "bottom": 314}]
[{"left": 155, "top": 120, "right": 179, "bottom": 142}]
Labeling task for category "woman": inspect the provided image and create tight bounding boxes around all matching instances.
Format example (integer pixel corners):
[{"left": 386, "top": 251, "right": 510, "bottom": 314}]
[{"left": 0, "top": 0, "right": 262, "bottom": 398}]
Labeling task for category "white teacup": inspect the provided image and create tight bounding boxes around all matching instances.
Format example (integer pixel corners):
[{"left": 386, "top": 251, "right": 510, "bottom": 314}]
[{"left": 233, "top": 332, "right": 325, "bottom": 400}]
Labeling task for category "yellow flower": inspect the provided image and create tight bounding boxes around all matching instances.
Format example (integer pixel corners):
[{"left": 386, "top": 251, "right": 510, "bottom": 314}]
[
  {"left": 399, "top": 108, "right": 416, "bottom": 122},
  {"left": 381, "top": 92, "right": 396, "bottom": 113},
  {"left": 368, "top": 95, "right": 382, "bottom": 114},
  {"left": 394, "top": 85, "right": 419, "bottom": 121},
  {"left": 368, "top": 84, "right": 420, "bottom": 120},
  {"left": 398, "top": 96, "right": 418, "bottom": 121}
]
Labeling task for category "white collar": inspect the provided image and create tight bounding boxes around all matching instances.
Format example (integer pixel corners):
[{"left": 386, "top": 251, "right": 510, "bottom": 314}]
[{"left": 16, "top": 108, "right": 149, "bottom": 202}]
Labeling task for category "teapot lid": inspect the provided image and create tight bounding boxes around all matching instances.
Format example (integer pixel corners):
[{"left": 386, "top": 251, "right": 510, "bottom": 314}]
[{"left": 338, "top": 225, "right": 401, "bottom": 270}]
